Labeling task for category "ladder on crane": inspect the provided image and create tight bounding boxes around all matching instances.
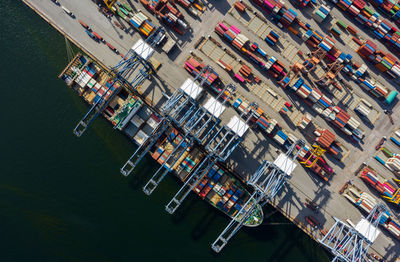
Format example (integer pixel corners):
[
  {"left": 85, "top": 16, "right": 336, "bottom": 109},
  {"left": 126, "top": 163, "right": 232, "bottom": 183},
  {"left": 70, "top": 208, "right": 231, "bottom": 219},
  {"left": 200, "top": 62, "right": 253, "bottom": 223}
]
[
  {"left": 120, "top": 119, "right": 169, "bottom": 176},
  {"left": 142, "top": 133, "right": 193, "bottom": 195},
  {"left": 211, "top": 139, "right": 305, "bottom": 253},
  {"left": 319, "top": 203, "right": 388, "bottom": 262},
  {"left": 165, "top": 104, "right": 255, "bottom": 215}
]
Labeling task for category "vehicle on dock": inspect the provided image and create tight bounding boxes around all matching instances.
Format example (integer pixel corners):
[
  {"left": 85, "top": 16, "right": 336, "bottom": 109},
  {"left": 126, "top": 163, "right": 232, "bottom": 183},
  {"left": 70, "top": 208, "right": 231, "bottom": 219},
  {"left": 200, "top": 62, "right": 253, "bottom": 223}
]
[
  {"left": 61, "top": 6, "right": 75, "bottom": 18},
  {"left": 85, "top": 30, "right": 99, "bottom": 41},
  {"left": 78, "top": 20, "right": 91, "bottom": 31},
  {"left": 305, "top": 215, "right": 320, "bottom": 229},
  {"left": 376, "top": 137, "right": 386, "bottom": 150},
  {"left": 113, "top": 20, "right": 126, "bottom": 31},
  {"left": 305, "top": 199, "right": 319, "bottom": 212},
  {"left": 51, "top": 0, "right": 60, "bottom": 6},
  {"left": 106, "top": 42, "right": 119, "bottom": 54},
  {"left": 92, "top": 32, "right": 105, "bottom": 43}
]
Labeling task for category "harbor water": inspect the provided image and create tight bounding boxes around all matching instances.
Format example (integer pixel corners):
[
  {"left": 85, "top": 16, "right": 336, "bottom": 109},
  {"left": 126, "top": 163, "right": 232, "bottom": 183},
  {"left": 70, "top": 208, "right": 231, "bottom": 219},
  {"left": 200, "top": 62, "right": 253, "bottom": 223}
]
[{"left": 1, "top": 1, "right": 329, "bottom": 261}]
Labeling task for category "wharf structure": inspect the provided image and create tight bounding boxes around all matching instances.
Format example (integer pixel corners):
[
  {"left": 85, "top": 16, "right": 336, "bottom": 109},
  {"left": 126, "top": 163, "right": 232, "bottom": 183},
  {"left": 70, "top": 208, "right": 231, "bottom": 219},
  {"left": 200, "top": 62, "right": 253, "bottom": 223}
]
[{"left": 23, "top": 0, "right": 400, "bottom": 260}]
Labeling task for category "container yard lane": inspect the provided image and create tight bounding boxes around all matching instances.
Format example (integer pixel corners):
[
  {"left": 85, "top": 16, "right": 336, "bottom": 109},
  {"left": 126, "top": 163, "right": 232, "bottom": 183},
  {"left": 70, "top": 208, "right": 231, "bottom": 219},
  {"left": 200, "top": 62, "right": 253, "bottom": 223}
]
[{"left": 23, "top": 0, "right": 400, "bottom": 260}]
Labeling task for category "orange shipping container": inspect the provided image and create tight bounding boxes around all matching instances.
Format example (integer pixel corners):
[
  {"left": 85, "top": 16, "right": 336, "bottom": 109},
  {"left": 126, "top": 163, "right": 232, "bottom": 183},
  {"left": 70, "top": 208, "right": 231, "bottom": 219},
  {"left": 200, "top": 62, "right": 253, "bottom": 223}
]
[
  {"left": 376, "top": 63, "right": 388, "bottom": 72},
  {"left": 347, "top": 25, "right": 358, "bottom": 35},
  {"left": 234, "top": 1, "right": 246, "bottom": 12},
  {"left": 288, "top": 26, "right": 298, "bottom": 35}
]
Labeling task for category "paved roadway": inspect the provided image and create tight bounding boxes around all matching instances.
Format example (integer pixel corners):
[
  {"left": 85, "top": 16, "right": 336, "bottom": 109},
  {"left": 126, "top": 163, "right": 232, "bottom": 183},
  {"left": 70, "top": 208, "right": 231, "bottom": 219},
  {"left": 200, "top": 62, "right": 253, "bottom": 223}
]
[{"left": 23, "top": 0, "right": 400, "bottom": 260}]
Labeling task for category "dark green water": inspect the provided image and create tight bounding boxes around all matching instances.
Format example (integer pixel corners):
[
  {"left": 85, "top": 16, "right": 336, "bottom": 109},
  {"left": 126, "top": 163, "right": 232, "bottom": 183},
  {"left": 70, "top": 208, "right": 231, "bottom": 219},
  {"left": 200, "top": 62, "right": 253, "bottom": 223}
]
[{"left": 1, "top": 1, "right": 329, "bottom": 261}]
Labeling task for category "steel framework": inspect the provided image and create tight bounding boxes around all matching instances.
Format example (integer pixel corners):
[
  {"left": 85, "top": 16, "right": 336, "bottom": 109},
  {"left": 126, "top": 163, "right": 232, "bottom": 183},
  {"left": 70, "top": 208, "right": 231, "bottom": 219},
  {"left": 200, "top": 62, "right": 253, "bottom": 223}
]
[
  {"left": 183, "top": 84, "right": 235, "bottom": 143},
  {"left": 120, "top": 119, "right": 169, "bottom": 176},
  {"left": 165, "top": 104, "right": 256, "bottom": 215},
  {"left": 72, "top": 27, "right": 165, "bottom": 137},
  {"left": 119, "top": 63, "right": 213, "bottom": 178},
  {"left": 211, "top": 139, "right": 305, "bottom": 253},
  {"left": 139, "top": 68, "right": 217, "bottom": 194},
  {"left": 319, "top": 203, "right": 388, "bottom": 262},
  {"left": 161, "top": 66, "right": 213, "bottom": 120}
]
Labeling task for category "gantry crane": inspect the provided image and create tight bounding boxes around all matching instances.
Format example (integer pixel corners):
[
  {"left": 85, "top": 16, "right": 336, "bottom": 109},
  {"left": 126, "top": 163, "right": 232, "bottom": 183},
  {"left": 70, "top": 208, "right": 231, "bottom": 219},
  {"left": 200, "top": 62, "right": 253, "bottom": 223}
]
[
  {"left": 72, "top": 27, "right": 165, "bottom": 137},
  {"left": 120, "top": 63, "right": 212, "bottom": 177},
  {"left": 142, "top": 69, "right": 230, "bottom": 195},
  {"left": 303, "top": 47, "right": 327, "bottom": 74},
  {"left": 278, "top": 63, "right": 302, "bottom": 88},
  {"left": 165, "top": 103, "right": 256, "bottom": 215},
  {"left": 314, "top": 59, "right": 345, "bottom": 87},
  {"left": 103, "top": 0, "right": 117, "bottom": 10},
  {"left": 161, "top": 66, "right": 213, "bottom": 119},
  {"left": 300, "top": 144, "right": 326, "bottom": 168},
  {"left": 319, "top": 203, "right": 388, "bottom": 262},
  {"left": 183, "top": 84, "right": 235, "bottom": 143},
  {"left": 211, "top": 139, "right": 306, "bottom": 253}
]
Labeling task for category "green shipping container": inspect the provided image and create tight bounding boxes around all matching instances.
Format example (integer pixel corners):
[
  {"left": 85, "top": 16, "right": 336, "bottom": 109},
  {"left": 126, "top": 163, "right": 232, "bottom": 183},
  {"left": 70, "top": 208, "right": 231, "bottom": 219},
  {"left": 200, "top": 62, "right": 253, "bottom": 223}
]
[
  {"left": 119, "top": 7, "right": 129, "bottom": 16},
  {"left": 381, "top": 147, "right": 393, "bottom": 157},
  {"left": 117, "top": 10, "right": 126, "bottom": 19},
  {"left": 121, "top": 3, "right": 133, "bottom": 12},
  {"left": 364, "top": 7, "right": 374, "bottom": 15},
  {"left": 337, "top": 20, "right": 347, "bottom": 28},
  {"left": 385, "top": 90, "right": 398, "bottom": 104}
]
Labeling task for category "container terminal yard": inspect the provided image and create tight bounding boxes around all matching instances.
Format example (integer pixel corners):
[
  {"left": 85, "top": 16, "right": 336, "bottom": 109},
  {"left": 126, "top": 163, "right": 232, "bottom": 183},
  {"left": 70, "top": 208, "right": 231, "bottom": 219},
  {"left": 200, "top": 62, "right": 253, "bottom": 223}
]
[{"left": 23, "top": 0, "right": 400, "bottom": 260}]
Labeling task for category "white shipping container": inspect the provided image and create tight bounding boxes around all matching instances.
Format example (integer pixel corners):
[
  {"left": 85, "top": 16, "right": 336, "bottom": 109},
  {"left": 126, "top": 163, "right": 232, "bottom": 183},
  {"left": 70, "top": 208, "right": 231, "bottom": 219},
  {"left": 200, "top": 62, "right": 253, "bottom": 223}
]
[
  {"left": 288, "top": 134, "right": 297, "bottom": 143},
  {"left": 134, "top": 130, "right": 149, "bottom": 146},
  {"left": 342, "top": 127, "right": 353, "bottom": 136},
  {"left": 311, "top": 89, "right": 322, "bottom": 100},
  {"left": 274, "top": 134, "right": 286, "bottom": 145},
  {"left": 309, "top": 94, "right": 318, "bottom": 103},
  {"left": 236, "top": 34, "right": 249, "bottom": 44},
  {"left": 347, "top": 117, "right": 361, "bottom": 128},
  {"left": 387, "top": 225, "right": 400, "bottom": 236}
]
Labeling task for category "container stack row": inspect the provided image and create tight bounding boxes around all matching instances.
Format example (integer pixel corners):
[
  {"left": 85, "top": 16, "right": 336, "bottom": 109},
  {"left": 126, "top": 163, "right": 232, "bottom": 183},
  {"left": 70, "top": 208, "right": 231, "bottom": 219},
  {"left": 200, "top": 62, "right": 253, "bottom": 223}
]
[
  {"left": 129, "top": 12, "right": 155, "bottom": 37},
  {"left": 215, "top": 21, "right": 289, "bottom": 81},
  {"left": 360, "top": 167, "right": 398, "bottom": 198},
  {"left": 332, "top": 0, "right": 400, "bottom": 59},
  {"left": 194, "top": 164, "right": 251, "bottom": 217},
  {"left": 313, "top": 5, "right": 331, "bottom": 23},
  {"left": 290, "top": 77, "right": 365, "bottom": 142}
]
